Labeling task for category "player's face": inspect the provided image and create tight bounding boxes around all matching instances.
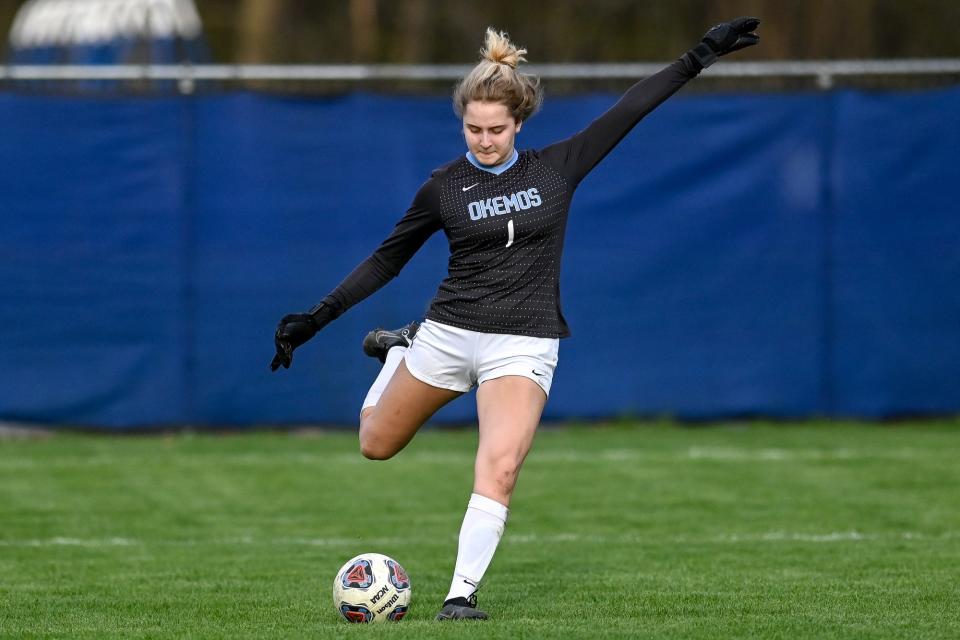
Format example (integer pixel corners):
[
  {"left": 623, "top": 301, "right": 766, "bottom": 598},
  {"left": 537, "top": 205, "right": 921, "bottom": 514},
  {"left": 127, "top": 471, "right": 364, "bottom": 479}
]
[{"left": 462, "top": 101, "right": 522, "bottom": 167}]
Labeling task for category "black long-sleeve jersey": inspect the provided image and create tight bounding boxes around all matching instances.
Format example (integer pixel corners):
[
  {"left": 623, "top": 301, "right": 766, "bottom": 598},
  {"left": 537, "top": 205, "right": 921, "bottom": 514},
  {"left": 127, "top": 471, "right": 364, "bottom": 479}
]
[{"left": 317, "top": 54, "right": 702, "bottom": 338}]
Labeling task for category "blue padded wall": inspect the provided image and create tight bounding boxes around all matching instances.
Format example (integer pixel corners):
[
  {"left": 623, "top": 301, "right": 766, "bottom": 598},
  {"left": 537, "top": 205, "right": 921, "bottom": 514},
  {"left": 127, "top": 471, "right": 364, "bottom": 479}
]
[{"left": 1, "top": 87, "right": 958, "bottom": 427}]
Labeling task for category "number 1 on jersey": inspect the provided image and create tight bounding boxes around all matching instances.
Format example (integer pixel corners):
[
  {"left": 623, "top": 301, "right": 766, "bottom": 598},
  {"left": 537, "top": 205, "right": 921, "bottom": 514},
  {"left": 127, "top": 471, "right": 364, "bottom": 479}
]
[{"left": 505, "top": 219, "right": 515, "bottom": 248}]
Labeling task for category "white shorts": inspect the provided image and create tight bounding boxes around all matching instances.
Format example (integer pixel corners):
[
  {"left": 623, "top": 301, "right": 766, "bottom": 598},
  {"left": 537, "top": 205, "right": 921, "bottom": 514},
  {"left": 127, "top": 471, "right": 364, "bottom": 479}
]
[{"left": 403, "top": 320, "right": 560, "bottom": 396}]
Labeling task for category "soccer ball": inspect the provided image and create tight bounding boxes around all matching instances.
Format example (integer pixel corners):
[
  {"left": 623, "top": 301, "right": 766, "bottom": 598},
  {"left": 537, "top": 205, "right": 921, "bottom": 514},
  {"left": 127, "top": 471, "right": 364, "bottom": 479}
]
[{"left": 332, "top": 553, "right": 411, "bottom": 623}]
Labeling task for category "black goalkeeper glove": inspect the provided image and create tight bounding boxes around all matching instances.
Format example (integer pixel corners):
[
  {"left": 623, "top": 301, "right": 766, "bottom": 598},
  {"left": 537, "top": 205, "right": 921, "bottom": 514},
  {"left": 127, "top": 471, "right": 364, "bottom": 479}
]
[
  {"left": 690, "top": 17, "right": 761, "bottom": 68},
  {"left": 270, "top": 303, "right": 335, "bottom": 371}
]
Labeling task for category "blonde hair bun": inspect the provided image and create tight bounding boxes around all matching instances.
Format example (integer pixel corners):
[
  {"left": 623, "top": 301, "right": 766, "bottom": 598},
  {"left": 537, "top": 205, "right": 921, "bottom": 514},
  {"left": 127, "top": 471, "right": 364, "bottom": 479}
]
[
  {"left": 482, "top": 28, "right": 527, "bottom": 70},
  {"left": 453, "top": 27, "right": 543, "bottom": 122}
]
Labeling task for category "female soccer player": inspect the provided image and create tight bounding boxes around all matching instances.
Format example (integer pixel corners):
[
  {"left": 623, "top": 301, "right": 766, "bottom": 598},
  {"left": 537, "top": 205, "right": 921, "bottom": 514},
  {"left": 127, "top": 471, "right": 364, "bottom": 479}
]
[{"left": 272, "top": 18, "right": 760, "bottom": 621}]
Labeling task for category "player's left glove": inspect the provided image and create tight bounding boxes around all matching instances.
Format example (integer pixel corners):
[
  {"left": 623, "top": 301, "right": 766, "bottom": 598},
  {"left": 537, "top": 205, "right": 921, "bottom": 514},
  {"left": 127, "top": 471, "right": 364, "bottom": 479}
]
[
  {"left": 270, "top": 303, "right": 334, "bottom": 371},
  {"left": 690, "top": 17, "right": 760, "bottom": 68}
]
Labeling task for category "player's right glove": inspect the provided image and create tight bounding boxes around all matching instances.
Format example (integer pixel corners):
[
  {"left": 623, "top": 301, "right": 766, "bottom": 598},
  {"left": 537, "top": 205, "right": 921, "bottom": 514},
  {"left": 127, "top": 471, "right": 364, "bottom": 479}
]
[
  {"left": 270, "top": 302, "right": 335, "bottom": 371},
  {"left": 690, "top": 17, "right": 761, "bottom": 68}
]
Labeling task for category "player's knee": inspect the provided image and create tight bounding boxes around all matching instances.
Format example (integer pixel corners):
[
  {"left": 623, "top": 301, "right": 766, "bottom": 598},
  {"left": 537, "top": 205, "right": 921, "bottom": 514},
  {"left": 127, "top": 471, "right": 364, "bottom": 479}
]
[
  {"left": 495, "top": 467, "right": 519, "bottom": 495},
  {"left": 360, "top": 443, "right": 394, "bottom": 460},
  {"left": 483, "top": 455, "right": 522, "bottom": 496},
  {"left": 360, "top": 438, "right": 394, "bottom": 460},
  {"left": 358, "top": 424, "right": 396, "bottom": 461}
]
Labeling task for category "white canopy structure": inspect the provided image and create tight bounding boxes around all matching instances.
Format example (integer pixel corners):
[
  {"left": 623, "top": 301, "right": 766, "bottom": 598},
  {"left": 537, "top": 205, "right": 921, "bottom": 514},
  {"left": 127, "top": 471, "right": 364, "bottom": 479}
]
[{"left": 8, "top": 0, "right": 206, "bottom": 63}]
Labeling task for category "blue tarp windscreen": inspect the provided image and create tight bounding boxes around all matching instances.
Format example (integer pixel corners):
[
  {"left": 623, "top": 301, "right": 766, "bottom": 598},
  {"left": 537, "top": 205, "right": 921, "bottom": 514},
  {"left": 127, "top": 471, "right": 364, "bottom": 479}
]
[{"left": 0, "top": 87, "right": 958, "bottom": 428}]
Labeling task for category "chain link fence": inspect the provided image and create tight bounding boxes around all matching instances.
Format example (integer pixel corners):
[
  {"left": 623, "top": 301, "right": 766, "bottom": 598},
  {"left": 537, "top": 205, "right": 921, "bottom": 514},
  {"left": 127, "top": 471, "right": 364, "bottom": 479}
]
[
  {"left": 4, "top": 1, "right": 960, "bottom": 94},
  {"left": 3, "top": 59, "right": 960, "bottom": 96}
]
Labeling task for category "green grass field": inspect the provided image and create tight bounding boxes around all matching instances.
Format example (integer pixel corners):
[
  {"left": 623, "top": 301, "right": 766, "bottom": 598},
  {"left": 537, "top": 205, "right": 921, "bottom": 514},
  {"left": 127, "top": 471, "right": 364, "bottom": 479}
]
[{"left": 1, "top": 421, "right": 958, "bottom": 639}]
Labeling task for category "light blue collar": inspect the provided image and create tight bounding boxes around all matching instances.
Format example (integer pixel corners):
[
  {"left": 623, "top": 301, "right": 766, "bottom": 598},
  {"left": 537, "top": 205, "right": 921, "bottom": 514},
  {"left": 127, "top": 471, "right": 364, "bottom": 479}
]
[{"left": 466, "top": 149, "right": 518, "bottom": 175}]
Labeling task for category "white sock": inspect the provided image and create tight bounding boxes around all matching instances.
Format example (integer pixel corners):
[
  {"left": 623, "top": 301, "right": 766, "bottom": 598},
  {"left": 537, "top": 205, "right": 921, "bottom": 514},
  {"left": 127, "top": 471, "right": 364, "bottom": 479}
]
[
  {"left": 445, "top": 493, "right": 509, "bottom": 602},
  {"left": 361, "top": 347, "right": 406, "bottom": 411}
]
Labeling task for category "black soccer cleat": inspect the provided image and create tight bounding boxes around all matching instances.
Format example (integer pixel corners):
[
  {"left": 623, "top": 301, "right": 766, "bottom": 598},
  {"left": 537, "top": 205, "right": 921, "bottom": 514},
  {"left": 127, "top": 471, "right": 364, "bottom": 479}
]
[
  {"left": 435, "top": 594, "right": 488, "bottom": 621},
  {"left": 362, "top": 321, "right": 419, "bottom": 363}
]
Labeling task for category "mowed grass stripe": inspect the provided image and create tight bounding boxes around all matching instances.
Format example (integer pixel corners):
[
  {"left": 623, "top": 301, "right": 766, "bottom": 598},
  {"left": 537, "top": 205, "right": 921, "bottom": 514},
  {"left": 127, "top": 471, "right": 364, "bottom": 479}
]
[
  {"left": 0, "top": 422, "right": 957, "bottom": 639},
  {"left": 2, "top": 529, "right": 959, "bottom": 548},
  {"left": 1, "top": 444, "right": 954, "bottom": 470}
]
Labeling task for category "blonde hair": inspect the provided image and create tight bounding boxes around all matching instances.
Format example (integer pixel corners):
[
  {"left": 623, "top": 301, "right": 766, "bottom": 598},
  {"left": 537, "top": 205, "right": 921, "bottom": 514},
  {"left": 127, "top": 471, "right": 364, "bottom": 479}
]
[{"left": 453, "top": 28, "right": 543, "bottom": 123}]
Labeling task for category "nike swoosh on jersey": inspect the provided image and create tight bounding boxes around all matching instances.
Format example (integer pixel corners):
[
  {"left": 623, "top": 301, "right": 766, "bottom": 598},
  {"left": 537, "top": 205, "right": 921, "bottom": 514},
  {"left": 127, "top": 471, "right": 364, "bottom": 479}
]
[{"left": 462, "top": 183, "right": 479, "bottom": 191}]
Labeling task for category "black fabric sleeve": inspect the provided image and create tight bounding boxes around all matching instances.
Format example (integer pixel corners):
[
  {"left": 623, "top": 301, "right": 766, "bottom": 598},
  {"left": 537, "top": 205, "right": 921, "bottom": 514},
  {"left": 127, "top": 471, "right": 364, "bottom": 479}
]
[
  {"left": 317, "top": 178, "right": 443, "bottom": 320},
  {"left": 538, "top": 53, "right": 702, "bottom": 186}
]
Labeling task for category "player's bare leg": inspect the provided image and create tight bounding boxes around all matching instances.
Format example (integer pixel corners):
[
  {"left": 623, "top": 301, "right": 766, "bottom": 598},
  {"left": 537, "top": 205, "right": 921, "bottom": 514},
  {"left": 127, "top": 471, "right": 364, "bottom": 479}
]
[
  {"left": 473, "top": 375, "right": 546, "bottom": 504},
  {"left": 438, "top": 375, "right": 546, "bottom": 621},
  {"left": 359, "top": 359, "right": 461, "bottom": 460}
]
